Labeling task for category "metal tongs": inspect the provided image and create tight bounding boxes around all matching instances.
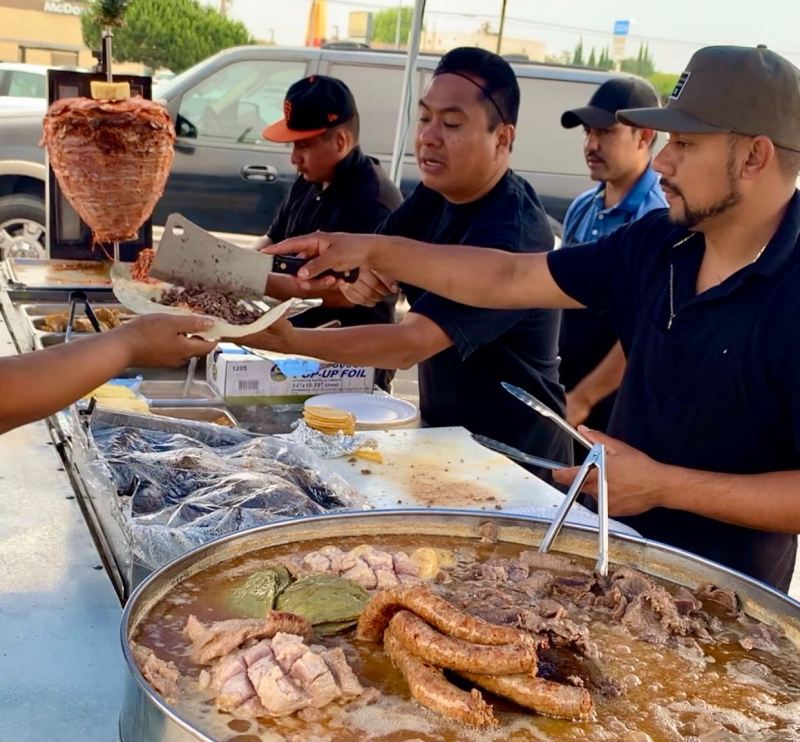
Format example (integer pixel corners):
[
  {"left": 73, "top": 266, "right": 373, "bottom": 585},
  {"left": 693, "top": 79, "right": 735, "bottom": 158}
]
[
  {"left": 502, "top": 382, "right": 609, "bottom": 576},
  {"left": 65, "top": 290, "right": 103, "bottom": 343}
]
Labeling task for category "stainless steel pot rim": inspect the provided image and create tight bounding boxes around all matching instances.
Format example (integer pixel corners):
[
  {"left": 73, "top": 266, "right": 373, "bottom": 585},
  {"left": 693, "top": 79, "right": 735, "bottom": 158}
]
[{"left": 119, "top": 508, "right": 800, "bottom": 738}]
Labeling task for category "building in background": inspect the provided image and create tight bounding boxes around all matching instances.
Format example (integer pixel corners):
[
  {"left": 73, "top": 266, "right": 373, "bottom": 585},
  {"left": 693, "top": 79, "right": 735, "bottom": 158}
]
[
  {"left": 348, "top": 10, "right": 546, "bottom": 63},
  {"left": 0, "top": 0, "right": 150, "bottom": 74},
  {"left": 0, "top": 0, "right": 94, "bottom": 67},
  {"left": 420, "top": 27, "right": 545, "bottom": 62}
]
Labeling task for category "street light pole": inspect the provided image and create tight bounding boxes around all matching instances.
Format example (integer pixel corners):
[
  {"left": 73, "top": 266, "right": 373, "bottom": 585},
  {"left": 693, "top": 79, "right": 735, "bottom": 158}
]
[{"left": 496, "top": 0, "right": 507, "bottom": 54}]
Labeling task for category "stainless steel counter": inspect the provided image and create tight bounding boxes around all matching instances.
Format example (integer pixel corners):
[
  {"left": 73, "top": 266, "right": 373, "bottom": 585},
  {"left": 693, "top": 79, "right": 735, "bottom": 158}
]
[
  {"left": 0, "top": 314, "right": 123, "bottom": 741},
  {"left": 1, "top": 262, "right": 798, "bottom": 742}
]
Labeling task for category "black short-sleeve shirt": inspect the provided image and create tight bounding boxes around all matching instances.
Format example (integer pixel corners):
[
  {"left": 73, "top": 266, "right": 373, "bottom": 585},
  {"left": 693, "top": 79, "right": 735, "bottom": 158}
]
[
  {"left": 267, "top": 147, "right": 403, "bottom": 391},
  {"left": 547, "top": 194, "right": 800, "bottom": 590},
  {"left": 378, "top": 172, "right": 571, "bottom": 464},
  {"left": 267, "top": 146, "right": 403, "bottom": 331}
]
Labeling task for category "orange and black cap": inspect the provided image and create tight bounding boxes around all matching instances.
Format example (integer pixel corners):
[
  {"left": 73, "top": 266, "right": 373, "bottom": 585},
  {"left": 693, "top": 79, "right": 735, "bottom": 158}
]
[{"left": 262, "top": 75, "right": 357, "bottom": 143}]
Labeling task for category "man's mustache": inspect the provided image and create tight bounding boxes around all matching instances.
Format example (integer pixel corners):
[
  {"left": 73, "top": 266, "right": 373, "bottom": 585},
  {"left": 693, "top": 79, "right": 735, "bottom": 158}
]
[{"left": 660, "top": 178, "right": 683, "bottom": 198}]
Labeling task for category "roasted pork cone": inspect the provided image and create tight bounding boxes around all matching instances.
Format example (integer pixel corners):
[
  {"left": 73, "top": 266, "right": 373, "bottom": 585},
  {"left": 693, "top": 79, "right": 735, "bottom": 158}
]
[{"left": 42, "top": 96, "right": 175, "bottom": 243}]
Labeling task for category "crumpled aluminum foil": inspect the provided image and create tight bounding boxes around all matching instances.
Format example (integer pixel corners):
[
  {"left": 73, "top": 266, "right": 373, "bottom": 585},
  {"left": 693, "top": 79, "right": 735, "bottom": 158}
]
[{"left": 288, "top": 419, "right": 378, "bottom": 458}]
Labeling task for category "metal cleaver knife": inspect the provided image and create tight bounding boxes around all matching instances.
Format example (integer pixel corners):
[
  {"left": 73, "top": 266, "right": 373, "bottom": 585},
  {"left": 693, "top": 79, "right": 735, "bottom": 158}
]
[{"left": 150, "top": 213, "right": 358, "bottom": 299}]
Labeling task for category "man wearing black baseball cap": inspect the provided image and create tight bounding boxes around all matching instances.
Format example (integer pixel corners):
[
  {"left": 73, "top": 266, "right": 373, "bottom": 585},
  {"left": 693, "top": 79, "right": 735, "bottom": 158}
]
[
  {"left": 559, "top": 78, "right": 666, "bottom": 445},
  {"left": 560, "top": 77, "right": 665, "bottom": 246},
  {"left": 264, "top": 45, "right": 800, "bottom": 592},
  {"left": 256, "top": 75, "right": 402, "bottom": 390},
  {"left": 249, "top": 48, "right": 572, "bottom": 469}
]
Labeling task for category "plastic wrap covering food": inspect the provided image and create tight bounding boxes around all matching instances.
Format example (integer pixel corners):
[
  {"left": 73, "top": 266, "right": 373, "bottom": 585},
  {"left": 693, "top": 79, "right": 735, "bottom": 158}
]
[{"left": 84, "top": 411, "right": 367, "bottom": 571}]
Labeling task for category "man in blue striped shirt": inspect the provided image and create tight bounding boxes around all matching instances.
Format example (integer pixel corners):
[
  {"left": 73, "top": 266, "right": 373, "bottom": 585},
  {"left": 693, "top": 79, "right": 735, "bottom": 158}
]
[{"left": 558, "top": 78, "right": 667, "bottom": 439}]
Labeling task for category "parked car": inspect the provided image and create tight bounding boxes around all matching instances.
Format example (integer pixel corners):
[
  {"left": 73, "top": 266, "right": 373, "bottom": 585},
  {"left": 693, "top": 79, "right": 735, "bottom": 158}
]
[
  {"left": 0, "top": 46, "right": 623, "bottom": 258},
  {"left": 0, "top": 63, "right": 49, "bottom": 114}
]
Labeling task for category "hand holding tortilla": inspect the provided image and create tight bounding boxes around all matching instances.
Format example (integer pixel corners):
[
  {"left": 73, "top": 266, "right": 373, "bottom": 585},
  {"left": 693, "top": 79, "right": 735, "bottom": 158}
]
[
  {"left": 0, "top": 314, "right": 215, "bottom": 435},
  {"left": 112, "top": 215, "right": 325, "bottom": 339},
  {"left": 110, "top": 261, "right": 320, "bottom": 341}
]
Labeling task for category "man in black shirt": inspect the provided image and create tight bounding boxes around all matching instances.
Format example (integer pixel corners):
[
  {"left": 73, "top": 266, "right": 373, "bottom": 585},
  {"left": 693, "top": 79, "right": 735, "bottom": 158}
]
[
  {"left": 258, "top": 75, "right": 403, "bottom": 389},
  {"left": 246, "top": 48, "right": 571, "bottom": 464},
  {"left": 266, "top": 46, "right": 800, "bottom": 591}
]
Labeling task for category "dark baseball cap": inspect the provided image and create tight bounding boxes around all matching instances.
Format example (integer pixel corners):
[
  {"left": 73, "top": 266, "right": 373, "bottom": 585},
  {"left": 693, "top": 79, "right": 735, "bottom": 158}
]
[
  {"left": 561, "top": 77, "right": 660, "bottom": 129},
  {"left": 262, "top": 75, "right": 356, "bottom": 143},
  {"left": 617, "top": 45, "right": 800, "bottom": 152}
]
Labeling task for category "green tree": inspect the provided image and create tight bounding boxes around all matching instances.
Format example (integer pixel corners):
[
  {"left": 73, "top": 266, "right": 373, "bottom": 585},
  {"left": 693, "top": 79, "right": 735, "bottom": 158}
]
[
  {"left": 587, "top": 47, "right": 596, "bottom": 67},
  {"left": 82, "top": 0, "right": 253, "bottom": 73},
  {"left": 372, "top": 6, "right": 414, "bottom": 46},
  {"left": 647, "top": 71, "right": 680, "bottom": 102},
  {"left": 544, "top": 50, "right": 571, "bottom": 65},
  {"left": 90, "top": 0, "right": 131, "bottom": 26},
  {"left": 571, "top": 37, "right": 584, "bottom": 66},
  {"left": 621, "top": 42, "right": 655, "bottom": 77},
  {"left": 596, "top": 47, "right": 614, "bottom": 70}
]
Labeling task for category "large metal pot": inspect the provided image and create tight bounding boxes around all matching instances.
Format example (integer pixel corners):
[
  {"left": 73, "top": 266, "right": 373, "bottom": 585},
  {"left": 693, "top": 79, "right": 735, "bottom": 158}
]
[{"left": 119, "top": 509, "right": 800, "bottom": 742}]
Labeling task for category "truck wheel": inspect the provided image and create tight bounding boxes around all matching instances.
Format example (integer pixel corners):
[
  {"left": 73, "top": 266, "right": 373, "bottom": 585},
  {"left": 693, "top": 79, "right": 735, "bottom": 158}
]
[{"left": 0, "top": 194, "right": 47, "bottom": 259}]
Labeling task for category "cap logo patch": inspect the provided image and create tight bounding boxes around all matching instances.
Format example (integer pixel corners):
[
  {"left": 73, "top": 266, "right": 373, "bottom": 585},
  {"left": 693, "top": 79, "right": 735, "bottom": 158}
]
[
  {"left": 327, "top": 113, "right": 338, "bottom": 122},
  {"left": 670, "top": 71, "right": 691, "bottom": 100},
  {"left": 284, "top": 100, "right": 293, "bottom": 121}
]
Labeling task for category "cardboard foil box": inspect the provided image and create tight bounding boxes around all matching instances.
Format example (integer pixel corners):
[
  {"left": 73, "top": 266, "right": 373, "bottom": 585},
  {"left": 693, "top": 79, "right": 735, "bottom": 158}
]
[{"left": 207, "top": 344, "right": 375, "bottom": 402}]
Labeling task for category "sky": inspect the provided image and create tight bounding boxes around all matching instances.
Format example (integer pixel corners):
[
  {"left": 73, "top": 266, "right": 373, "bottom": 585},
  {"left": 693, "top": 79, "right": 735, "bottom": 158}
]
[{"left": 205, "top": 0, "right": 800, "bottom": 72}]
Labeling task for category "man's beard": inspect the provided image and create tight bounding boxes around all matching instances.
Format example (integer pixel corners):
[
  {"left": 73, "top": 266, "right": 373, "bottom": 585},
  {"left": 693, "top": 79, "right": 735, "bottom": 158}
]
[{"left": 663, "top": 149, "right": 742, "bottom": 228}]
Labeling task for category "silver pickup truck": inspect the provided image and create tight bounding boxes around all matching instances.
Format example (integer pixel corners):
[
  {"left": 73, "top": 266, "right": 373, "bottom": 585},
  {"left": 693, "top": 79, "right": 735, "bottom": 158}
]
[{"left": 0, "top": 45, "right": 619, "bottom": 258}]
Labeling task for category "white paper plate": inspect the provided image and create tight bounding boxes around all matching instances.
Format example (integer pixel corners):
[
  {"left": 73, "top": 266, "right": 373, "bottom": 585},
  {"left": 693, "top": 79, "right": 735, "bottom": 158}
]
[
  {"left": 305, "top": 392, "right": 420, "bottom": 430},
  {"left": 110, "top": 262, "right": 320, "bottom": 341}
]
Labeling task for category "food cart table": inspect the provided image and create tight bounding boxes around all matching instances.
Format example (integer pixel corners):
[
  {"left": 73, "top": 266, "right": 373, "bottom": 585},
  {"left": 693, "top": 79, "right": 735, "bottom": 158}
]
[{"left": 0, "top": 269, "right": 614, "bottom": 740}]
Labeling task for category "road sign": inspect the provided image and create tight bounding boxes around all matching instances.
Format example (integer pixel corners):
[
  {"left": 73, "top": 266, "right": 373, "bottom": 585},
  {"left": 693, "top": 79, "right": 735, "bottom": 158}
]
[
  {"left": 611, "top": 36, "right": 627, "bottom": 61},
  {"left": 613, "top": 20, "right": 630, "bottom": 36}
]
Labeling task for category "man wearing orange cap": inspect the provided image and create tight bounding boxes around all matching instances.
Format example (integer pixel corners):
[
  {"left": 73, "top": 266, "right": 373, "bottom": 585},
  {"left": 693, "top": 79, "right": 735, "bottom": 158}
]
[{"left": 256, "top": 75, "right": 402, "bottom": 390}]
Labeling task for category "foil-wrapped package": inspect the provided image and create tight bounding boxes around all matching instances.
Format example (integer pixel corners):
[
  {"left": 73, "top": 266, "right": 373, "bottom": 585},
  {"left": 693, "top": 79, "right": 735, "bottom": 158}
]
[{"left": 287, "top": 419, "right": 378, "bottom": 458}]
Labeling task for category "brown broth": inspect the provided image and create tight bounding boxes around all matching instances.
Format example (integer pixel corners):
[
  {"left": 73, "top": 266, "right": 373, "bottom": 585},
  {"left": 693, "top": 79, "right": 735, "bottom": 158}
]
[{"left": 132, "top": 536, "right": 800, "bottom": 741}]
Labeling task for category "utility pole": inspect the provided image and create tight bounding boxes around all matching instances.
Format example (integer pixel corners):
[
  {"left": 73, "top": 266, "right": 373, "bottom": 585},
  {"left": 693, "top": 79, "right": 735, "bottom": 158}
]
[
  {"left": 219, "top": 0, "right": 233, "bottom": 17},
  {"left": 496, "top": 0, "right": 507, "bottom": 54}
]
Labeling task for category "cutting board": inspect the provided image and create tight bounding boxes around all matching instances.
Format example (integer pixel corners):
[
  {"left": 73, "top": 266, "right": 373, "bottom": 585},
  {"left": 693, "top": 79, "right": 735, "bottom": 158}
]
[
  {"left": 324, "top": 427, "right": 638, "bottom": 535},
  {"left": 325, "top": 426, "right": 568, "bottom": 511}
]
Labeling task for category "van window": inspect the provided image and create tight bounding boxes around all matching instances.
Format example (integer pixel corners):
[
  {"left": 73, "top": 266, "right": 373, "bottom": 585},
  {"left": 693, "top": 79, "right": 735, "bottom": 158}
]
[
  {"left": 328, "top": 62, "right": 404, "bottom": 155},
  {"left": 177, "top": 60, "right": 306, "bottom": 144},
  {"left": 513, "top": 78, "right": 599, "bottom": 176}
]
